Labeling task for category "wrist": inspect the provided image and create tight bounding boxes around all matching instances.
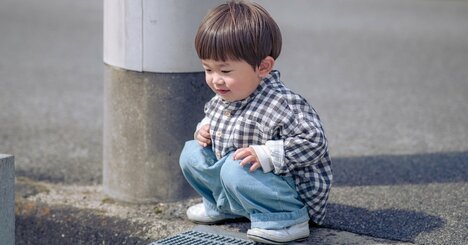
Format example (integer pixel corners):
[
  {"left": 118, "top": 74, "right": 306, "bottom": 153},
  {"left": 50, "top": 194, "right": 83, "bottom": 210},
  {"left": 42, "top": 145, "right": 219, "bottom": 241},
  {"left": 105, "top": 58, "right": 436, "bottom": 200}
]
[{"left": 250, "top": 145, "right": 273, "bottom": 173}]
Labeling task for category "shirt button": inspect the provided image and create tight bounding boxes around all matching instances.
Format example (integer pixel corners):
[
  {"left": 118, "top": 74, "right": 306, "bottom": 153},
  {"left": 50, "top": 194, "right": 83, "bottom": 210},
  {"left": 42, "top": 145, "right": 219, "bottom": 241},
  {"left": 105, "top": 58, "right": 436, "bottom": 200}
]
[
  {"left": 223, "top": 110, "right": 231, "bottom": 117},
  {"left": 216, "top": 131, "right": 222, "bottom": 137},
  {"left": 216, "top": 152, "right": 221, "bottom": 159}
]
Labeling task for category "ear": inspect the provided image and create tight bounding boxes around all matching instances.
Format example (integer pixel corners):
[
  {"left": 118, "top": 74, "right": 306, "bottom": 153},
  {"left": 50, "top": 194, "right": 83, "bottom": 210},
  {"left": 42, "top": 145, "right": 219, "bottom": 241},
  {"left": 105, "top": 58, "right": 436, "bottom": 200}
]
[{"left": 257, "top": 56, "right": 275, "bottom": 77}]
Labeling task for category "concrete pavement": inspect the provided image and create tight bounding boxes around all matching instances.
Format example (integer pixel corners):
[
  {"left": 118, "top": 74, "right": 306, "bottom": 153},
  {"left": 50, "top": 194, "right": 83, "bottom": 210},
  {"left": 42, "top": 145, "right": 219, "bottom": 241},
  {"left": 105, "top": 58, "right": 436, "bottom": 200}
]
[{"left": 1, "top": 0, "right": 467, "bottom": 244}]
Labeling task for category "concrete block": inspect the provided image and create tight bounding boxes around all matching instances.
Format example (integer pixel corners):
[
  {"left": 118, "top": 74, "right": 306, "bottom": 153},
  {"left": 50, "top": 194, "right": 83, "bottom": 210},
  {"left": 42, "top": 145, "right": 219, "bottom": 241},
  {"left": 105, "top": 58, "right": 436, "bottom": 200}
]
[
  {"left": 0, "top": 154, "right": 15, "bottom": 245},
  {"left": 103, "top": 65, "right": 213, "bottom": 203}
]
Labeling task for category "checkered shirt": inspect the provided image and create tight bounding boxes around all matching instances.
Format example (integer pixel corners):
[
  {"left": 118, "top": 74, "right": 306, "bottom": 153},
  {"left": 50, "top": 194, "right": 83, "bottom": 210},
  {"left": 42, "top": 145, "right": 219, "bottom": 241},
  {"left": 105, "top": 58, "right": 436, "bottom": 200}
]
[{"left": 203, "top": 70, "right": 333, "bottom": 225}]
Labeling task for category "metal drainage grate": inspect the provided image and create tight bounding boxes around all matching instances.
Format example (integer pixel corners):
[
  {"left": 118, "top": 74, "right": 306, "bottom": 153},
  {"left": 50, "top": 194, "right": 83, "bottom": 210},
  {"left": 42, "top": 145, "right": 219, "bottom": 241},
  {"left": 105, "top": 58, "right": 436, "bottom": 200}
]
[{"left": 149, "top": 230, "right": 255, "bottom": 245}]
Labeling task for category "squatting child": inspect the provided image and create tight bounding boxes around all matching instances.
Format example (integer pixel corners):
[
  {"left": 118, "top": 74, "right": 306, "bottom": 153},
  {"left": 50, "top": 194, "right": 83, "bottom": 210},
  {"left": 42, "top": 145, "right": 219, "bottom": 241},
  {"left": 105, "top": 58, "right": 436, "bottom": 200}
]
[{"left": 179, "top": 1, "right": 332, "bottom": 244}]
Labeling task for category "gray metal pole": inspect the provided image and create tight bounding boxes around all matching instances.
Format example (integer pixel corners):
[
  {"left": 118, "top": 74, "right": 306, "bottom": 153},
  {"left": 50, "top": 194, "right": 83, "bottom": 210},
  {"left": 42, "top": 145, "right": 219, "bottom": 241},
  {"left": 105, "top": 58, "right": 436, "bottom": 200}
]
[{"left": 103, "top": 0, "right": 220, "bottom": 202}]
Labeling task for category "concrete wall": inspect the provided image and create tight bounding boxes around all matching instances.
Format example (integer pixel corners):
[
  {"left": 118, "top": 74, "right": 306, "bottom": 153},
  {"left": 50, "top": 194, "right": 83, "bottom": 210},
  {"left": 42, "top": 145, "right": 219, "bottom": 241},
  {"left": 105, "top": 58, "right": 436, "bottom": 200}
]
[{"left": 0, "top": 154, "right": 15, "bottom": 245}]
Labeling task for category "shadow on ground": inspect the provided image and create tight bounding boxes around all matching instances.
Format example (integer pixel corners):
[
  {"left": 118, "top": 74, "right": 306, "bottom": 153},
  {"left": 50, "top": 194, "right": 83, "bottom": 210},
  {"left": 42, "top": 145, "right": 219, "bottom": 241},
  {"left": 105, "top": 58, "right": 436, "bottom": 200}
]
[
  {"left": 332, "top": 151, "right": 468, "bottom": 186},
  {"left": 323, "top": 151, "right": 466, "bottom": 242},
  {"left": 16, "top": 199, "right": 149, "bottom": 245},
  {"left": 223, "top": 205, "right": 444, "bottom": 243},
  {"left": 323, "top": 204, "right": 444, "bottom": 242}
]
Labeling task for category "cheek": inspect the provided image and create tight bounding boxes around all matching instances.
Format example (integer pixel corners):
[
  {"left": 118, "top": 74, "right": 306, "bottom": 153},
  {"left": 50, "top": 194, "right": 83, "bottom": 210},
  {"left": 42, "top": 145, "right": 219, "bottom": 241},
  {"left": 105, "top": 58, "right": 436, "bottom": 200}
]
[
  {"left": 223, "top": 78, "right": 238, "bottom": 89},
  {"left": 205, "top": 74, "right": 212, "bottom": 85}
]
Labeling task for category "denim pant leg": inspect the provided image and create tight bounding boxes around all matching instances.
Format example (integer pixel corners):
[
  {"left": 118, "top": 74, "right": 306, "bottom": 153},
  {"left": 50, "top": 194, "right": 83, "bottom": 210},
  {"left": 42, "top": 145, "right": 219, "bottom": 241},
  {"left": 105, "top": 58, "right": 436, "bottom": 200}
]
[
  {"left": 219, "top": 152, "right": 310, "bottom": 230},
  {"left": 179, "top": 140, "right": 241, "bottom": 219}
]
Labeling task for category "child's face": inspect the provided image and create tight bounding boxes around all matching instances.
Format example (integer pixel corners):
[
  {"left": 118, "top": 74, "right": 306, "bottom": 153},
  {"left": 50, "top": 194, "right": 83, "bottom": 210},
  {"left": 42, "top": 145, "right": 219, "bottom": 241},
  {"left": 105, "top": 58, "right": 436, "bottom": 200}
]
[{"left": 201, "top": 59, "right": 262, "bottom": 102}]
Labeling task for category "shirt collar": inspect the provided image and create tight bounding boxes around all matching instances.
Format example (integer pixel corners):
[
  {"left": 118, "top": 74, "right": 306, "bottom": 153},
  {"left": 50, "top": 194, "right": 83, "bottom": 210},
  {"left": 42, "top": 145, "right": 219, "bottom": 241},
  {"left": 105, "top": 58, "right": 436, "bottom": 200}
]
[{"left": 221, "top": 70, "right": 281, "bottom": 110}]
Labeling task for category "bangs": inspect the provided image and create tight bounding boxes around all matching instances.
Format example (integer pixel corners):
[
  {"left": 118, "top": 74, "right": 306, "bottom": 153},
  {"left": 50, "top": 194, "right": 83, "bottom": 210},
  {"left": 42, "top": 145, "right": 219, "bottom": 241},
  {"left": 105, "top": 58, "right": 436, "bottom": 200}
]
[
  {"left": 195, "top": 27, "right": 241, "bottom": 62},
  {"left": 195, "top": 5, "right": 252, "bottom": 64}
]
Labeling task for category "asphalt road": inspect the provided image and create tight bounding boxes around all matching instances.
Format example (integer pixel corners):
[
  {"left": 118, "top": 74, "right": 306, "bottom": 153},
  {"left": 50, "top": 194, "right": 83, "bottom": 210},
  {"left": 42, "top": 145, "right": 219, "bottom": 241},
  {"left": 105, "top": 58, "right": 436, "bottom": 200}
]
[
  {"left": 0, "top": 0, "right": 103, "bottom": 184},
  {"left": 1, "top": 0, "right": 467, "bottom": 244}
]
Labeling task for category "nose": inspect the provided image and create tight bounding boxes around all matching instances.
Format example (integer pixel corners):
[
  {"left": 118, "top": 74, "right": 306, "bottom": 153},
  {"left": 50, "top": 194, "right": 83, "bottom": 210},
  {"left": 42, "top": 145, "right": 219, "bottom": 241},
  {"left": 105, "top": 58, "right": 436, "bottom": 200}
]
[{"left": 212, "top": 74, "right": 225, "bottom": 85}]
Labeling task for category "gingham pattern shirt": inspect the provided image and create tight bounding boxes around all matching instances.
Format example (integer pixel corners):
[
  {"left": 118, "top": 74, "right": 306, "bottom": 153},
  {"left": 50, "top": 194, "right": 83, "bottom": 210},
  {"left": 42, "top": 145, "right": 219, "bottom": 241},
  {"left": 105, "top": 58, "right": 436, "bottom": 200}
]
[{"left": 203, "top": 70, "right": 333, "bottom": 224}]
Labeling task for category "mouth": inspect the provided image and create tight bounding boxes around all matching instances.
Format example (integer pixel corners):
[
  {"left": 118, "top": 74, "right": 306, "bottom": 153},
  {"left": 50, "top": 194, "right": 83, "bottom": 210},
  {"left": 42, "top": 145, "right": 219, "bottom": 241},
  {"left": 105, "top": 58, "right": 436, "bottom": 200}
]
[{"left": 216, "top": 89, "right": 230, "bottom": 95}]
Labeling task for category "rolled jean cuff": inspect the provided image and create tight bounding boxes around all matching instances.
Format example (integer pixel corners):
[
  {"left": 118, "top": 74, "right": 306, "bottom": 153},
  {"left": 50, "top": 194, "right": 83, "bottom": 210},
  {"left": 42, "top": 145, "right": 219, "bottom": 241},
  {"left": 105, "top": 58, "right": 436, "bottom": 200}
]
[{"left": 250, "top": 207, "right": 310, "bottom": 229}]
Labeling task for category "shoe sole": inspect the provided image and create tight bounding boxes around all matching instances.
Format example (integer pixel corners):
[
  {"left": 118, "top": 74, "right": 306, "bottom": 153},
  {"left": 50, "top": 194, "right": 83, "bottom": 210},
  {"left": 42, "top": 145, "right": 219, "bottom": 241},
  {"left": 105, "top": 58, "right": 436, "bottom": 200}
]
[{"left": 247, "top": 233, "right": 309, "bottom": 244}]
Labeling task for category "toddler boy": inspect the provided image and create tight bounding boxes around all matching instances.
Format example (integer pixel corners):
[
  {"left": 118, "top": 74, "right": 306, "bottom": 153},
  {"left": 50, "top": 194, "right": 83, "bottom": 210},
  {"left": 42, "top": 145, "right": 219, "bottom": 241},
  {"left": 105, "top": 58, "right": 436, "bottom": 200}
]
[{"left": 179, "top": 1, "right": 332, "bottom": 244}]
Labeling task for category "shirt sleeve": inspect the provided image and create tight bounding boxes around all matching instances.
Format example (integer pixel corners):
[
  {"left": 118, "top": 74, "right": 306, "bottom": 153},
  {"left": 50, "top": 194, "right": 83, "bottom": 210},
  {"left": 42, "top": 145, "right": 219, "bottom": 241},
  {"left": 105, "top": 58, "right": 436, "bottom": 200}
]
[{"left": 272, "top": 102, "right": 329, "bottom": 175}]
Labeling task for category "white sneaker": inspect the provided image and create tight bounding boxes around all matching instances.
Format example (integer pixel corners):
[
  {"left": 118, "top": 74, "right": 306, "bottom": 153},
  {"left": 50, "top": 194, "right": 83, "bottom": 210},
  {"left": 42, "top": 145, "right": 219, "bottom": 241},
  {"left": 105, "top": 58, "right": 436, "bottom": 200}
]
[
  {"left": 247, "top": 221, "right": 310, "bottom": 244},
  {"left": 186, "top": 203, "right": 231, "bottom": 224}
]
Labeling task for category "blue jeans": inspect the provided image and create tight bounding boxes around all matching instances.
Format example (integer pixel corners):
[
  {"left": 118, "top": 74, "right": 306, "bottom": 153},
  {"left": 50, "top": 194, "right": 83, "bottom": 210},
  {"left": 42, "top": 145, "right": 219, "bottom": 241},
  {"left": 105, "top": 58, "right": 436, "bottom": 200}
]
[{"left": 179, "top": 140, "right": 309, "bottom": 229}]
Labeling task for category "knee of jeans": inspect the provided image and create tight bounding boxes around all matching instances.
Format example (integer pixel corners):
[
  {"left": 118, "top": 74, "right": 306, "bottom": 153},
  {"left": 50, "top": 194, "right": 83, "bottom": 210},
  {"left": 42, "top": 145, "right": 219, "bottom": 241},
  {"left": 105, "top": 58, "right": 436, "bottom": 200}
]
[
  {"left": 179, "top": 140, "right": 199, "bottom": 172},
  {"left": 220, "top": 157, "right": 248, "bottom": 191}
]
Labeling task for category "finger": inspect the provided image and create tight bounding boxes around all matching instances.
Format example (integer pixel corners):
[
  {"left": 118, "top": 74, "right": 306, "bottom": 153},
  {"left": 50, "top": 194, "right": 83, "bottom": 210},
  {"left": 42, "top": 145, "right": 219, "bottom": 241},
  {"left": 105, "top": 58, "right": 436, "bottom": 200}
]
[
  {"left": 233, "top": 148, "right": 241, "bottom": 160},
  {"left": 196, "top": 136, "right": 210, "bottom": 147},
  {"left": 197, "top": 140, "right": 206, "bottom": 147},
  {"left": 239, "top": 155, "right": 256, "bottom": 167},
  {"left": 197, "top": 139, "right": 209, "bottom": 147},
  {"left": 233, "top": 148, "right": 248, "bottom": 160},
  {"left": 199, "top": 129, "right": 210, "bottom": 139},
  {"left": 201, "top": 136, "right": 211, "bottom": 144},
  {"left": 196, "top": 134, "right": 205, "bottom": 144},
  {"left": 196, "top": 132, "right": 210, "bottom": 142},
  {"left": 241, "top": 148, "right": 256, "bottom": 160},
  {"left": 249, "top": 162, "right": 261, "bottom": 172}
]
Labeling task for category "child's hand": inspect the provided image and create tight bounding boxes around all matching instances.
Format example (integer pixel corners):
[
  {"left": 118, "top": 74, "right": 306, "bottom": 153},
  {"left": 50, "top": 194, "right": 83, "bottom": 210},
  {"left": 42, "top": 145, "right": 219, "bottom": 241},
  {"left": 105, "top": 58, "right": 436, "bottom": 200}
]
[
  {"left": 196, "top": 124, "right": 211, "bottom": 147},
  {"left": 233, "top": 147, "right": 261, "bottom": 172}
]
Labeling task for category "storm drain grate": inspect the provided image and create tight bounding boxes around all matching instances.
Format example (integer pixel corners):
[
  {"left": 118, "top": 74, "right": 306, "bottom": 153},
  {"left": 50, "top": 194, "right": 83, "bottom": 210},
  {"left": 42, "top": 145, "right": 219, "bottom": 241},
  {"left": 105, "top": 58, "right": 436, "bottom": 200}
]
[{"left": 149, "top": 230, "right": 256, "bottom": 245}]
